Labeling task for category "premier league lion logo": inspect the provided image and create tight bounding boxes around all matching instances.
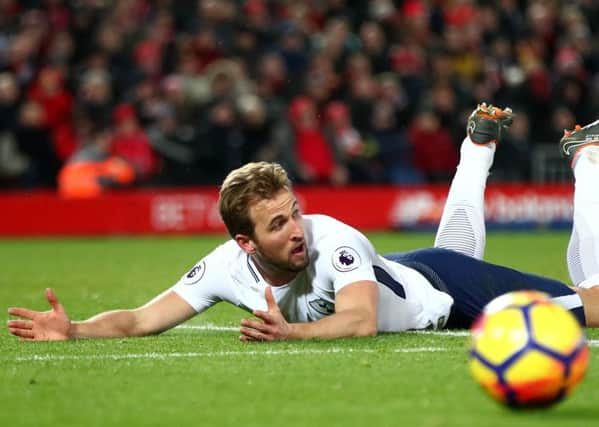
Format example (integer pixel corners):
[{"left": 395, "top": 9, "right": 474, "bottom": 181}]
[
  {"left": 338, "top": 250, "right": 354, "bottom": 266},
  {"left": 332, "top": 246, "right": 361, "bottom": 272},
  {"left": 183, "top": 260, "right": 206, "bottom": 285}
]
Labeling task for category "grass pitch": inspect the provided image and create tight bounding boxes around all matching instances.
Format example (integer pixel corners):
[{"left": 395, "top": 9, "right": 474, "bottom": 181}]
[{"left": 1, "top": 232, "right": 598, "bottom": 427}]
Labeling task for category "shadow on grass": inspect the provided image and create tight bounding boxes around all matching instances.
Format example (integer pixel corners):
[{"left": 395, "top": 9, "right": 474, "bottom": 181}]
[{"left": 503, "top": 401, "right": 599, "bottom": 422}]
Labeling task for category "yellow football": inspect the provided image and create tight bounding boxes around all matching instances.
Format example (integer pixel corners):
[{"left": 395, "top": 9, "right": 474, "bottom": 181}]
[{"left": 469, "top": 291, "right": 589, "bottom": 408}]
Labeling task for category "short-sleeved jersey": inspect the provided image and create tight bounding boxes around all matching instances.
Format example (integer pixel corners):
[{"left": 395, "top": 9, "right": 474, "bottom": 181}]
[{"left": 171, "top": 214, "right": 454, "bottom": 331}]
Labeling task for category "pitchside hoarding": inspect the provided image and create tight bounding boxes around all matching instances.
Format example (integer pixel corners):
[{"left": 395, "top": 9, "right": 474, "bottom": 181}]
[{"left": 0, "top": 184, "right": 574, "bottom": 236}]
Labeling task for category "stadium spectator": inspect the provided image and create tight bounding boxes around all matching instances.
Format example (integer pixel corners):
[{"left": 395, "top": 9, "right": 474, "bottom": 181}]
[
  {"left": 146, "top": 105, "right": 198, "bottom": 186},
  {"left": 236, "top": 93, "right": 278, "bottom": 165},
  {"left": 408, "top": 108, "right": 458, "bottom": 182},
  {"left": 58, "top": 125, "right": 135, "bottom": 199},
  {"left": 358, "top": 21, "right": 389, "bottom": 74},
  {"left": 109, "top": 103, "right": 159, "bottom": 182},
  {"left": 10, "top": 105, "right": 599, "bottom": 341},
  {"left": 14, "top": 99, "right": 60, "bottom": 188},
  {"left": 429, "top": 81, "right": 464, "bottom": 146},
  {"left": 26, "top": 66, "right": 73, "bottom": 145},
  {"left": 0, "top": 72, "right": 20, "bottom": 133},
  {"left": 303, "top": 52, "right": 340, "bottom": 107},
  {"left": 0, "top": 72, "right": 28, "bottom": 186},
  {"left": 27, "top": 66, "right": 76, "bottom": 162},
  {"left": 75, "top": 69, "right": 114, "bottom": 130},
  {"left": 547, "top": 106, "right": 577, "bottom": 145},
  {"left": 376, "top": 72, "right": 412, "bottom": 127},
  {"left": 160, "top": 74, "right": 200, "bottom": 130},
  {"left": 196, "top": 99, "right": 243, "bottom": 184},
  {"left": 288, "top": 95, "right": 347, "bottom": 185},
  {"left": 370, "top": 99, "right": 422, "bottom": 184},
  {"left": 237, "top": 92, "right": 297, "bottom": 178},
  {"left": 324, "top": 100, "right": 378, "bottom": 182},
  {"left": 3, "top": 14, "right": 40, "bottom": 89},
  {"left": 255, "top": 52, "right": 291, "bottom": 101},
  {"left": 492, "top": 110, "right": 532, "bottom": 182},
  {"left": 346, "top": 72, "right": 378, "bottom": 135}
]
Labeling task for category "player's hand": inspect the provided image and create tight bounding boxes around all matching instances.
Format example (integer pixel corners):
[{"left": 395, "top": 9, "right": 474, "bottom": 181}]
[
  {"left": 239, "top": 286, "right": 291, "bottom": 342},
  {"left": 7, "top": 288, "right": 71, "bottom": 341}
]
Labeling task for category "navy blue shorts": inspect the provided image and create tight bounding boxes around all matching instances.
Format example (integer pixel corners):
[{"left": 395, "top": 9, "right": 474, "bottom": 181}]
[{"left": 384, "top": 248, "right": 586, "bottom": 328}]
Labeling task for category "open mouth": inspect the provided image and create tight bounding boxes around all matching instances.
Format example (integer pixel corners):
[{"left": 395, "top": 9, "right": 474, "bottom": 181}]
[{"left": 291, "top": 244, "right": 305, "bottom": 255}]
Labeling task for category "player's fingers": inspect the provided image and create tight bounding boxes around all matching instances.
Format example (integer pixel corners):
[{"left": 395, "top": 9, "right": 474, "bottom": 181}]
[
  {"left": 7, "top": 320, "right": 33, "bottom": 330},
  {"left": 239, "top": 326, "right": 257, "bottom": 338},
  {"left": 7, "top": 307, "right": 37, "bottom": 320},
  {"left": 9, "top": 328, "right": 35, "bottom": 339},
  {"left": 46, "top": 288, "right": 65, "bottom": 313},
  {"left": 240, "top": 319, "right": 257, "bottom": 329},
  {"left": 240, "top": 326, "right": 272, "bottom": 342},
  {"left": 240, "top": 318, "right": 272, "bottom": 333}
]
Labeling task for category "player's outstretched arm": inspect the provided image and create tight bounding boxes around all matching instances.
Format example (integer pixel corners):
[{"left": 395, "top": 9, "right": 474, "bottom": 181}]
[
  {"left": 7, "top": 288, "right": 196, "bottom": 341},
  {"left": 239, "top": 281, "right": 378, "bottom": 341}
]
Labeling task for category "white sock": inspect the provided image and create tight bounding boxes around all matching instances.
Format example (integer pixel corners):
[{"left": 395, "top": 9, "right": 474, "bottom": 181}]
[
  {"left": 568, "top": 147, "right": 599, "bottom": 287},
  {"left": 434, "top": 136, "right": 494, "bottom": 259}
]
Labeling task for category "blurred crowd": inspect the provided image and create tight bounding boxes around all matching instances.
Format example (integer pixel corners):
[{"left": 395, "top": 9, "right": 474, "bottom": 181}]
[{"left": 0, "top": 0, "right": 598, "bottom": 196}]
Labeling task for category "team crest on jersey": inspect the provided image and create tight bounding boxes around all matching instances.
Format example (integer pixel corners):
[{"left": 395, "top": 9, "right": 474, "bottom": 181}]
[
  {"left": 332, "top": 246, "right": 361, "bottom": 272},
  {"left": 183, "top": 261, "right": 206, "bottom": 285},
  {"left": 309, "top": 298, "right": 335, "bottom": 315}
]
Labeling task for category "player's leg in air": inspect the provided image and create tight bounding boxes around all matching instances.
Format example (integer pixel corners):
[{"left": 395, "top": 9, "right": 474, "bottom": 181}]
[
  {"left": 559, "top": 120, "right": 599, "bottom": 324},
  {"left": 433, "top": 103, "right": 513, "bottom": 259},
  {"left": 561, "top": 120, "right": 599, "bottom": 289}
]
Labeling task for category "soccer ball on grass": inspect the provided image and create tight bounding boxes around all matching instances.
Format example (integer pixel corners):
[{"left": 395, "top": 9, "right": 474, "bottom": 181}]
[{"left": 468, "top": 290, "right": 589, "bottom": 408}]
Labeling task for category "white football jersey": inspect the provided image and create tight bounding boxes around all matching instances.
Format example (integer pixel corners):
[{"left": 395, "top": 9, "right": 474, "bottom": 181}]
[{"left": 171, "top": 214, "right": 454, "bottom": 331}]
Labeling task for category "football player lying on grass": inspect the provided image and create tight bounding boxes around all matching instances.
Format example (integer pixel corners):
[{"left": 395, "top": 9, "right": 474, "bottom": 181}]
[{"left": 8, "top": 105, "right": 599, "bottom": 342}]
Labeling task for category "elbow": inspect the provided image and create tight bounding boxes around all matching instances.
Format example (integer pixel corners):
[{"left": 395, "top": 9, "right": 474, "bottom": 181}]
[
  {"left": 354, "top": 318, "right": 378, "bottom": 337},
  {"left": 355, "top": 327, "right": 377, "bottom": 337},
  {"left": 124, "top": 321, "right": 153, "bottom": 338},
  {"left": 358, "top": 325, "right": 378, "bottom": 337}
]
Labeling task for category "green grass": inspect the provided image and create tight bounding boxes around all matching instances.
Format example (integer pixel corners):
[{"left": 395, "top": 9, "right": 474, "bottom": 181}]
[{"left": 1, "top": 232, "right": 597, "bottom": 427}]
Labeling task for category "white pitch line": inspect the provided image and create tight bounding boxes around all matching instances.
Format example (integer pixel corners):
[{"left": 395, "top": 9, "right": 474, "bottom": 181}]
[
  {"left": 176, "top": 324, "right": 238, "bottom": 331},
  {"left": 10, "top": 342, "right": 599, "bottom": 363},
  {"left": 12, "top": 347, "right": 451, "bottom": 363},
  {"left": 394, "top": 347, "right": 448, "bottom": 353},
  {"left": 408, "top": 330, "right": 470, "bottom": 337},
  {"left": 178, "top": 326, "right": 599, "bottom": 342},
  {"left": 176, "top": 324, "right": 470, "bottom": 336}
]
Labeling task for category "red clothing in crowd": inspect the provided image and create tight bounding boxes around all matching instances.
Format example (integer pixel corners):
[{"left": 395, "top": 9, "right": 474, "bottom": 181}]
[
  {"left": 110, "top": 130, "right": 159, "bottom": 180},
  {"left": 409, "top": 126, "right": 458, "bottom": 177},
  {"left": 27, "top": 67, "right": 75, "bottom": 160},
  {"left": 27, "top": 69, "right": 73, "bottom": 131},
  {"left": 295, "top": 128, "right": 335, "bottom": 180},
  {"left": 289, "top": 96, "right": 336, "bottom": 181},
  {"left": 110, "top": 103, "right": 160, "bottom": 180}
]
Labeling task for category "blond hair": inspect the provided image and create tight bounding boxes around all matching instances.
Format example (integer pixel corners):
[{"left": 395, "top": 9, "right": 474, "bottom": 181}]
[{"left": 219, "top": 162, "right": 292, "bottom": 237}]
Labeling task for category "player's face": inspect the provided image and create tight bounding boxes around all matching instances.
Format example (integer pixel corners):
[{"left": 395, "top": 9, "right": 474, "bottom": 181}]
[{"left": 246, "top": 189, "right": 309, "bottom": 281}]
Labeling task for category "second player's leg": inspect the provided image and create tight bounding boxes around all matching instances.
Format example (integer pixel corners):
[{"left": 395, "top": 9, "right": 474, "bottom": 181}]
[
  {"left": 434, "top": 104, "right": 513, "bottom": 260},
  {"left": 560, "top": 121, "right": 599, "bottom": 288}
]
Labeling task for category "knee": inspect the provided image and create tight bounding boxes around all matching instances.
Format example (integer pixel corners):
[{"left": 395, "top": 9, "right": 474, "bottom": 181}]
[{"left": 576, "top": 287, "right": 599, "bottom": 327}]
